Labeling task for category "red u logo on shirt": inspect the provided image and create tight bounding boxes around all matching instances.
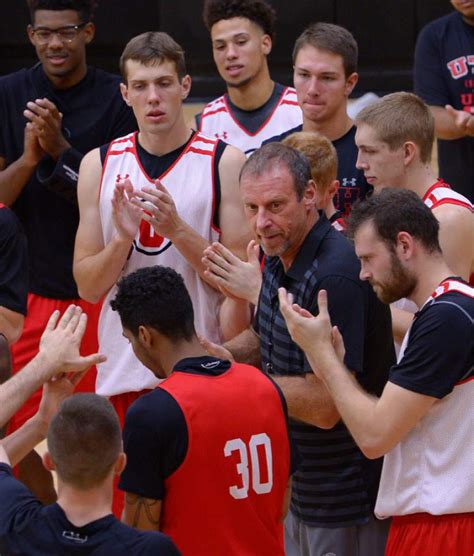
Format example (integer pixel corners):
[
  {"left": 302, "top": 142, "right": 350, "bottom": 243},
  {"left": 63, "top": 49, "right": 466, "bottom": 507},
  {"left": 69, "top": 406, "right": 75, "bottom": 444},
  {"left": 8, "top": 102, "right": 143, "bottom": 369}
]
[{"left": 133, "top": 219, "right": 172, "bottom": 256}]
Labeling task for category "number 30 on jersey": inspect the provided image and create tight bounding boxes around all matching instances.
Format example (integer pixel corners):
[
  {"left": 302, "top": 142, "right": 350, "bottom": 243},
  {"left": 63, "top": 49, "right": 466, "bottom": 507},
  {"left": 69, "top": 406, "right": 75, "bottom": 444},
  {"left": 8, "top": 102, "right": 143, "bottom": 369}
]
[{"left": 224, "top": 433, "right": 273, "bottom": 499}]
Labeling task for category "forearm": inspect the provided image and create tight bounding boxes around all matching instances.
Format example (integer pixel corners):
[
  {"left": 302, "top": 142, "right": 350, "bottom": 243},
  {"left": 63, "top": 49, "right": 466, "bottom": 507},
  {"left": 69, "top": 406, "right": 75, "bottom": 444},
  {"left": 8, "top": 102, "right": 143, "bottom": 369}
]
[
  {"left": 220, "top": 298, "right": 253, "bottom": 341},
  {"left": 74, "top": 236, "right": 133, "bottom": 303},
  {"left": 430, "top": 106, "right": 470, "bottom": 140},
  {"left": 0, "top": 157, "right": 37, "bottom": 205},
  {"left": 0, "top": 309, "right": 24, "bottom": 345},
  {"left": 272, "top": 374, "right": 339, "bottom": 429},
  {"left": 0, "top": 353, "right": 53, "bottom": 428},
  {"left": 0, "top": 413, "right": 47, "bottom": 466},
  {"left": 307, "top": 348, "right": 383, "bottom": 457},
  {"left": 224, "top": 327, "right": 261, "bottom": 367}
]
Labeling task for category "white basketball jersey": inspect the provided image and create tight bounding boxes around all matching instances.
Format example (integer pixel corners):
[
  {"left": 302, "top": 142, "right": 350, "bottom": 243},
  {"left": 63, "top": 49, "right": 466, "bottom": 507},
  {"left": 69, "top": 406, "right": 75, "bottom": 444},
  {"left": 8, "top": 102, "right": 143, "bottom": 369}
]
[
  {"left": 199, "top": 87, "right": 302, "bottom": 156},
  {"left": 97, "top": 131, "right": 222, "bottom": 396},
  {"left": 376, "top": 280, "right": 474, "bottom": 518},
  {"left": 423, "top": 179, "right": 473, "bottom": 212}
]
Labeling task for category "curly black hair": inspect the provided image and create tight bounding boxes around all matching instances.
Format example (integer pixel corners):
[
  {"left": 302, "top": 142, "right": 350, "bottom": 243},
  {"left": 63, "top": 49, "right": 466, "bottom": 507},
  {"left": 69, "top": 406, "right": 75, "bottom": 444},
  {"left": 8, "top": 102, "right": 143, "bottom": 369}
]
[
  {"left": 110, "top": 266, "right": 196, "bottom": 342},
  {"left": 203, "top": 0, "right": 276, "bottom": 41},
  {"left": 27, "top": 0, "right": 98, "bottom": 22}
]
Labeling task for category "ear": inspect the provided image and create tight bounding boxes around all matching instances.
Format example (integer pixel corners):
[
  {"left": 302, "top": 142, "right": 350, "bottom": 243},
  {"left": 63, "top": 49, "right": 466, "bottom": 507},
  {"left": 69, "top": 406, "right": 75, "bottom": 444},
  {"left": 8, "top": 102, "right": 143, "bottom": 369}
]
[
  {"left": 261, "top": 34, "right": 272, "bottom": 56},
  {"left": 303, "top": 179, "right": 318, "bottom": 209},
  {"left": 395, "top": 231, "right": 414, "bottom": 260},
  {"left": 402, "top": 141, "right": 417, "bottom": 167},
  {"left": 42, "top": 452, "right": 56, "bottom": 472},
  {"left": 27, "top": 24, "right": 35, "bottom": 46},
  {"left": 115, "top": 452, "right": 127, "bottom": 475},
  {"left": 328, "top": 179, "right": 339, "bottom": 198},
  {"left": 180, "top": 74, "right": 192, "bottom": 101},
  {"left": 120, "top": 82, "right": 131, "bottom": 106},
  {"left": 345, "top": 72, "right": 359, "bottom": 97},
  {"left": 138, "top": 325, "right": 153, "bottom": 348},
  {"left": 83, "top": 22, "right": 95, "bottom": 44}
]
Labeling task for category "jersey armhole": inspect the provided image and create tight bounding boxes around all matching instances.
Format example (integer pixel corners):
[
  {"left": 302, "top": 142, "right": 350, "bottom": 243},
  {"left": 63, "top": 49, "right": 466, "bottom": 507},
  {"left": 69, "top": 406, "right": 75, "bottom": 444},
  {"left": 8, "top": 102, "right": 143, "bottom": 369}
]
[{"left": 212, "top": 140, "right": 226, "bottom": 229}]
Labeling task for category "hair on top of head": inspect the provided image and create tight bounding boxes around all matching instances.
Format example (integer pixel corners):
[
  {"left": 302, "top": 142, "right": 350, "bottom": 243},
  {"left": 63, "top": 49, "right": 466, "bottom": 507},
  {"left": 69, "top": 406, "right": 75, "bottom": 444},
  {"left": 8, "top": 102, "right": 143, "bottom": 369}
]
[
  {"left": 282, "top": 131, "right": 338, "bottom": 191},
  {"left": 348, "top": 188, "right": 442, "bottom": 254},
  {"left": 47, "top": 393, "right": 122, "bottom": 490},
  {"left": 120, "top": 31, "right": 186, "bottom": 81},
  {"left": 355, "top": 92, "right": 435, "bottom": 164},
  {"left": 110, "top": 265, "right": 196, "bottom": 342},
  {"left": 240, "top": 142, "right": 312, "bottom": 201},
  {"left": 203, "top": 0, "right": 276, "bottom": 41},
  {"left": 27, "top": 0, "right": 98, "bottom": 22},
  {"left": 293, "top": 22, "right": 358, "bottom": 77}
]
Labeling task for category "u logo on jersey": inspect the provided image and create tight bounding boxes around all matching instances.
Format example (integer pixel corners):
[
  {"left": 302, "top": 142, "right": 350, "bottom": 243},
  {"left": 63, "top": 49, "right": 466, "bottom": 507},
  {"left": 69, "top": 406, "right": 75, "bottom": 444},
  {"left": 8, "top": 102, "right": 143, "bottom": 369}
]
[{"left": 133, "top": 219, "right": 172, "bottom": 256}]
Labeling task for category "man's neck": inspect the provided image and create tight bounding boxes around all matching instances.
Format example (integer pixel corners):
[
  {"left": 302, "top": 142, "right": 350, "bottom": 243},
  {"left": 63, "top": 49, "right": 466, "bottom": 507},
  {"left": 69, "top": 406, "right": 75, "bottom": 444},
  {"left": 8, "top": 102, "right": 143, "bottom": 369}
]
[
  {"left": 409, "top": 257, "right": 455, "bottom": 308},
  {"left": 138, "top": 117, "right": 191, "bottom": 157},
  {"left": 157, "top": 337, "right": 210, "bottom": 378},
  {"left": 227, "top": 69, "right": 274, "bottom": 111},
  {"left": 56, "top": 481, "right": 112, "bottom": 527},
  {"left": 399, "top": 163, "right": 438, "bottom": 199},
  {"left": 280, "top": 210, "right": 319, "bottom": 272},
  {"left": 302, "top": 110, "right": 353, "bottom": 142}
]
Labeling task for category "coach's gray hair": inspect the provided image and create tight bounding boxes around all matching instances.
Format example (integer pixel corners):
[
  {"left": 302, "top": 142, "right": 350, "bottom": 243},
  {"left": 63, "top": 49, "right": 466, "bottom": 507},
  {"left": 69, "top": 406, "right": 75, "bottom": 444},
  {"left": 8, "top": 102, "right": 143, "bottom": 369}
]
[{"left": 240, "top": 142, "right": 312, "bottom": 200}]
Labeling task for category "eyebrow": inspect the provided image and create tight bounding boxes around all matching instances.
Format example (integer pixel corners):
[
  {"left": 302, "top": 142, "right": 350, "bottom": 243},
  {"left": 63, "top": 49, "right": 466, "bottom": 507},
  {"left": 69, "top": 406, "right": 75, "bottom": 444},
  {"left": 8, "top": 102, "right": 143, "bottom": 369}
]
[{"left": 213, "top": 32, "right": 250, "bottom": 44}]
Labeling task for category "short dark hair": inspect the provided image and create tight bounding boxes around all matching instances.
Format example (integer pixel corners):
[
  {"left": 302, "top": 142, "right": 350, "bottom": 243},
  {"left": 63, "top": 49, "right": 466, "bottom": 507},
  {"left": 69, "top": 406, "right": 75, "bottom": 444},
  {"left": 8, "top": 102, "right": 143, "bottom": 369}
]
[
  {"left": 293, "top": 22, "right": 358, "bottom": 77},
  {"left": 110, "top": 266, "right": 196, "bottom": 342},
  {"left": 240, "top": 142, "right": 312, "bottom": 201},
  {"left": 203, "top": 0, "right": 276, "bottom": 41},
  {"left": 27, "top": 0, "right": 97, "bottom": 23},
  {"left": 355, "top": 92, "right": 435, "bottom": 164},
  {"left": 47, "top": 394, "right": 122, "bottom": 490},
  {"left": 348, "top": 188, "right": 441, "bottom": 254},
  {"left": 120, "top": 32, "right": 186, "bottom": 82}
]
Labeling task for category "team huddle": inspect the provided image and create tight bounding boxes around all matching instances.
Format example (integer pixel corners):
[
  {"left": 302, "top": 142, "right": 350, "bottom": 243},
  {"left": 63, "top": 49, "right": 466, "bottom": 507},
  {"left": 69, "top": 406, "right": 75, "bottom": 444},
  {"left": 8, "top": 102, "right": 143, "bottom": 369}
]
[{"left": 0, "top": 0, "right": 472, "bottom": 555}]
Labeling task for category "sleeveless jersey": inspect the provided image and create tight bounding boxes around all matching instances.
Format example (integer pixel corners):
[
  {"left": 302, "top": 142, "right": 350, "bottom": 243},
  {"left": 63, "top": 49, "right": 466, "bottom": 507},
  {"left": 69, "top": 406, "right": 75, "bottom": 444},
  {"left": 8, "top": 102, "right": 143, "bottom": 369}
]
[
  {"left": 159, "top": 363, "right": 290, "bottom": 556},
  {"left": 423, "top": 179, "right": 473, "bottom": 212},
  {"left": 97, "top": 131, "right": 222, "bottom": 396},
  {"left": 376, "top": 279, "right": 474, "bottom": 518},
  {"left": 199, "top": 87, "right": 302, "bottom": 156}
]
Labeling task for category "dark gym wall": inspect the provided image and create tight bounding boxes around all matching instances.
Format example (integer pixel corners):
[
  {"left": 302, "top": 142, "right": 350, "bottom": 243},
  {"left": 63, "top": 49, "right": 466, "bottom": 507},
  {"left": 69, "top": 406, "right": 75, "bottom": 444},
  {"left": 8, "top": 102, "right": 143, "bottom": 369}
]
[{"left": 0, "top": 1, "right": 453, "bottom": 100}]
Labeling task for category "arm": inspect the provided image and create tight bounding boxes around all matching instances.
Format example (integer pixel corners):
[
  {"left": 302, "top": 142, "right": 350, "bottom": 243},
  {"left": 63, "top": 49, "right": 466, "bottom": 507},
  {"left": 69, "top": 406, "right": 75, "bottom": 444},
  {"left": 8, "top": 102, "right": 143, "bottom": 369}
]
[
  {"left": 390, "top": 306, "right": 415, "bottom": 345},
  {"left": 0, "top": 309, "right": 24, "bottom": 346},
  {"left": 432, "top": 204, "right": 474, "bottom": 281},
  {"left": 73, "top": 150, "right": 139, "bottom": 303},
  {"left": 430, "top": 105, "right": 474, "bottom": 140},
  {"left": 123, "top": 493, "right": 162, "bottom": 531},
  {"left": 278, "top": 288, "right": 438, "bottom": 459},
  {"left": 0, "top": 125, "right": 44, "bottom": 205},
  {"left": 0, "top": 305, "right": 105, "bottom": 429}
]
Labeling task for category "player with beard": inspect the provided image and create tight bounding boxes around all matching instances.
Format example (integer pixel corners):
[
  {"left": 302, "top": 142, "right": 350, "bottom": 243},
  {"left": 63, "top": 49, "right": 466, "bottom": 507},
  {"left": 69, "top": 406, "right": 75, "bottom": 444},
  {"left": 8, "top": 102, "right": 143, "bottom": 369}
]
[
  {"left": 278, "top": 188, "right": 473, "bottom": 556},
  {"left": 197, "top": 0, "right": 302, "bottom": 156}
]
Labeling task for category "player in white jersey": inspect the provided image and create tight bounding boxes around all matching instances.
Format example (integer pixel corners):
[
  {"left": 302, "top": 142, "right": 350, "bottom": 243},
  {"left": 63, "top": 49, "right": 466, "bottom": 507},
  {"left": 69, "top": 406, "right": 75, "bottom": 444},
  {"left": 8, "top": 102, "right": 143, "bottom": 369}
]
[
  {"left": 354, "top": 92, "right": 474, "bottom": 343},
  {"left": 196, "top": 0, "right": 302, "bottom": 156},
  {"left": 73, "top": 32, "right": 250, "bottom": 515},
  {"left": 278, "top": 188, "right": 473, "bottom": 556}
]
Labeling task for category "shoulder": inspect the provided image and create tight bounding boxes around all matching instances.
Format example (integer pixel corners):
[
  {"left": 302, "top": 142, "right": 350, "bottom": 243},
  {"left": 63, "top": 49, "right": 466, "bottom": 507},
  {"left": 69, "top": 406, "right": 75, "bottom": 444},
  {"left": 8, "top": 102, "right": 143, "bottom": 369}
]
[
  {"left": 125, "top": 387, "right": 185, "bottom": 433},
  {"left": 89, "top": 67, "right": 123, "bottom": 89},
  {"left": 108, "top": 519, "right": 180, "bottom": 554},
  {"left": 201, "top": 95, "right": 227, "bottom": 116},
  {"left": 0, "top": 68, "right": 29, "bottom": 90},
  {"left": 418, "top": 12, "right": 459, "bottom": 42},
  {"left": 262, "top": 124, "right": 303, "bottom": 146},
  {"left": 0, "top": 205, "right": 22, "bottom": 234}
]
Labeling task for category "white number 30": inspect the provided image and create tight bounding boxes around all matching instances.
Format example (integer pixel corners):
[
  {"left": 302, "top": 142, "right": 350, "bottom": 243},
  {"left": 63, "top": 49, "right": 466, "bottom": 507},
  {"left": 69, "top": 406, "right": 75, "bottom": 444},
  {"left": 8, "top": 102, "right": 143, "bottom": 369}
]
[{"left": 224, "top": 433, "right": 273, "bottom": 499}]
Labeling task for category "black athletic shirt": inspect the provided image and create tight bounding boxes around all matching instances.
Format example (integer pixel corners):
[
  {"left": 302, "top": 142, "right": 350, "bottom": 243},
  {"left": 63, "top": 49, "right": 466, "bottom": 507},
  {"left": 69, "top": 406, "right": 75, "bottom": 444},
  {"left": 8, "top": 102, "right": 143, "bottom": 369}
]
[
  {"left": 100, "top": 132, "right": 226, "bottom": 228},
  {"left": 0, "top": 64, "right": 137, "bottom": 299},
  {"left": 0, "top": 464, "right": 180, "bottom": 555}
]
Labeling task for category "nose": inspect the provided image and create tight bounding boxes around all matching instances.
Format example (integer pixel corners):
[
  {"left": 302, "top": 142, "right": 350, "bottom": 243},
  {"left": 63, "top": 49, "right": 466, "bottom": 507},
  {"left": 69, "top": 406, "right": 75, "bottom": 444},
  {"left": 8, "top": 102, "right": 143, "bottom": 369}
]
[
  {"left": 48, "top": 32, "right": 64, "bottom": 49},
  {"left": 226, "top": 43, "right": 238, "bottom": 59},
  {"left": 147, "top": 85, "right": 161, "bottom": 104},
  {"left": 255, "top": 208, "right": 271, "bottom": 232},
  {"left": 359, "top": 264, "right": 370, "bottom": 282},
  {"left": 307, "top": 76, "right": 320, "bottom": 96},
  {"left": 355, "top": 150, "right": 367, "bottom": 170}
]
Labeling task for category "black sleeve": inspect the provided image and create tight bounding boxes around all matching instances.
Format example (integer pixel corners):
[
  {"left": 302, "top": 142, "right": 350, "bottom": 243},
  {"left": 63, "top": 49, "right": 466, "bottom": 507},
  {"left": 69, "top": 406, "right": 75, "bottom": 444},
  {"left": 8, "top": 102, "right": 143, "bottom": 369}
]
[
  {"left": 0, "top": 464, "right": 43, "bottom": 535},
  {"left": 118, "top": 390, "right": 188, "bottom": 500},
  {"left": 312, "top": 275, "right": 366, "bottom": 376},
  {"left": 414, "top": 23, "right": 449, "bottom": 106},
  {"left": 36, "top": 147, "right": 83, "bottom": 204},
  {"left": 109, "top": 98, "right": 137, "bottom": 140},
  {"left": 0, "top": 208, "right": 28, "bottom": 315},
  {"left": 389, "top": 300, "right": 473, "bottom": 398}
]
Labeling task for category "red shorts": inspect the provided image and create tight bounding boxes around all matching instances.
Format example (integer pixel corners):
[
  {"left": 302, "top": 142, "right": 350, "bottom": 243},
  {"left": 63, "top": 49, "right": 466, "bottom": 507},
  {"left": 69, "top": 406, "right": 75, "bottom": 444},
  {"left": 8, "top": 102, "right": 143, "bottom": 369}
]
[
  {"left": 8, "top": 293, "right": 101, "bottom": 432},
  {"left": 109, "top": 389, "right": 152, "bottom": 518},
  {"left": 386, "top": 512, "right": 474, "bottom": 556}
]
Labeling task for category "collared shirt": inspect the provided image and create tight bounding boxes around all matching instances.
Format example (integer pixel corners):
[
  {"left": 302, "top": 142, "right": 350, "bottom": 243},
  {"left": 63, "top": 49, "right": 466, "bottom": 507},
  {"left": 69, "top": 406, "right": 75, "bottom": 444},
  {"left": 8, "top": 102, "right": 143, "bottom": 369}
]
[{"left": 255, "top": 213, "right": 395, "bottom": 527}]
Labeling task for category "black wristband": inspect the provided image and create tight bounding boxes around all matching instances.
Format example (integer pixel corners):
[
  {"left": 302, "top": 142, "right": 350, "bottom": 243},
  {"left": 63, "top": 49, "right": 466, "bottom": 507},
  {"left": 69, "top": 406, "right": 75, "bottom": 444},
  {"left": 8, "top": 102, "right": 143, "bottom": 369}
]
[{"left": 36, "top": 147, "right": 83, "bottom": 204}]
